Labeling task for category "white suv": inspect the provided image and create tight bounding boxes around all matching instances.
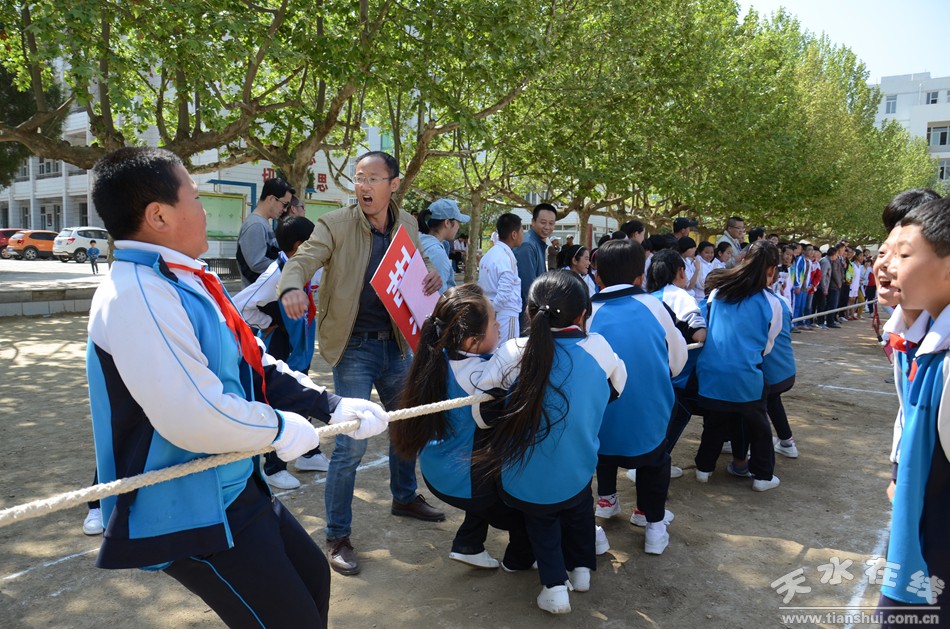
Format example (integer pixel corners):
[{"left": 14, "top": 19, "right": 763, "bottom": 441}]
[{"left": 54, "top": 227, "right": 110, "bottom": 263}]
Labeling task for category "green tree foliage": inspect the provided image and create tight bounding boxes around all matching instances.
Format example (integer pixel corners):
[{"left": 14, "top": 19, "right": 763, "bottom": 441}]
[
  {"left": 0, "top": 0, "right": 936, "bottom": 242},
  {"left": 0, "top": 64, "right": 63, "bottom": 186}
]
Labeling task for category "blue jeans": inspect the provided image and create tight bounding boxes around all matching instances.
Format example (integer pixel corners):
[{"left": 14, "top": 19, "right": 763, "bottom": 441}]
[{"left": 324, "top": 336, "right": 418, "bottom": 540}]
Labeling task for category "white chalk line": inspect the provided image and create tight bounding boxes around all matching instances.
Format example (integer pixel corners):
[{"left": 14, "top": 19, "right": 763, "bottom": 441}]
[
  {"left": 0, "top": 454, "right": 390, "bottom": 585},
  {"left": 842, "top": 524, "right": 891, "bottom": 629},
  {"left": 817, "top": 384, "right": 897, "bottom": 396}
]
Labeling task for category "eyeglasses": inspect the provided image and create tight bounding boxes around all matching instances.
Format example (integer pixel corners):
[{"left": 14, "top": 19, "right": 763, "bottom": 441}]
[
  {"left": 274, "top": 196, "right": 291, "bottom": 210},
  {"left": 354, "top": 176, "right": 394, "bottom": 186}
]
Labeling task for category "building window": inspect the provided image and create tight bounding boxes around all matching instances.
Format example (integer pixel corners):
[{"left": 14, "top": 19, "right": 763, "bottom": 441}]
[
  {"left": 947, "top": 90, "right": 950, "bottom": 103},
  {"left": 14, "top": 161, "right": 29, "bottom": 182},
  {"left": 80, "top": 202, "right": 88, "bottom": 226},
  {"left": 885, "top": 95, "right": 897, "bottom": 114},
  {"left": 928, "top": 126, "right": 950, "bottom": 147},
  {"left": 36, "top": 157, "right": 61, "bottom": 179},
  {"left": 21, "top": 207, "right": 30, "bottom": 228},
  {"left": 927, "top": 91, "right": 940, "bottom": 105},
  {"left": 940, "top": 159, "right": 950, "bottom": 181}
]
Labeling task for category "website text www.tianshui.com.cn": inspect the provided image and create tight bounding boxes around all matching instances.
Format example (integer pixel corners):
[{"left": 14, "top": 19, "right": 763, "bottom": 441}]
[{"left": 780, "top": 610, "right": 940, "bottom": 625}]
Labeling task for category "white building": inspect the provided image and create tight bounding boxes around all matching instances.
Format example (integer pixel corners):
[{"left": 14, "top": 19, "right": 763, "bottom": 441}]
[
  {"left": 875, "top": 72, "right": 950, "bottom": 184},
  {"left": 0, "top": 109, "right": 362, "bottom": 256}
]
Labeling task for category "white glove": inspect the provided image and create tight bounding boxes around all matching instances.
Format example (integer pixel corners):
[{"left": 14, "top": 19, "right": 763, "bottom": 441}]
[
  {"left": 330, "top": 397, "right": 390, "bottom": 440},
  {"left": 272, "top": 411, "right": 320, "bottom": 462}
]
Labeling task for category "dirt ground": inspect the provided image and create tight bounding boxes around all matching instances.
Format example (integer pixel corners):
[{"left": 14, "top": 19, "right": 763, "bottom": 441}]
[{"left": 0, "top": 312, "right": 901, "bottom": 628}]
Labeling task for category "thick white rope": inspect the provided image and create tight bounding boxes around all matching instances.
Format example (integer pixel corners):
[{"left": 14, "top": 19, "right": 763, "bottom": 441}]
[
  {"left": 0, "top": 300, "right": 882, "bottom": 528},
  {"left": 0, "top": 393, "right": 492, "bottom": 529}
]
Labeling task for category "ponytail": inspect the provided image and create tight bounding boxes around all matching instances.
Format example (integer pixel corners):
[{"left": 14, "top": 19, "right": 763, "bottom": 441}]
[
  {"left": 476, "top": 270, "right": 588, "bottom": 473},
  {"left": 391, "top": 284, "right": 493, "bottom": 458}
]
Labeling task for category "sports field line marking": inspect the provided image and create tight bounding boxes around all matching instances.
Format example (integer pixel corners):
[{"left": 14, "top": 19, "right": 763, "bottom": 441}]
[
  {"left": 842, "top": 524, "right": 891, "bottom": 629},
  {"left": 0, "top": 454, "right": 390, "bottom": 584},
  {"left": 817, "top": 384, "right": 897, "bottom": 396}
]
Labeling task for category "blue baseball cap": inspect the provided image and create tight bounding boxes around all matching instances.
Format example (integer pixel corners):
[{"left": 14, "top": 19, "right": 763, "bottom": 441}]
[{"left": 428, "top": 199, "right": 470, "bottom": 223}]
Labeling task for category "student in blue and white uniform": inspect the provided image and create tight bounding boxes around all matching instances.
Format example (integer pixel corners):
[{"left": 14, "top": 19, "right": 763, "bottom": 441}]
[
  {"left": 762, "top": 284, "right": 799, "bottom": 459},
  {"left": 86, "top": 147, "right": 390, "bottom": 629},
  {"left": 694, "top": 240, "right": 783, "bottom": 492},
  {"left": 646, "top": 249, "right": 707, "bottom": 474},
  {"left": 558, "top": 244, "right": 598, "bottom": 297},
  {"left": 389, "top": 284, "right": 534, "bottom": 572},
  {"left": 589, "top": 241, "right": 686, "bottom": 556},
  {"left": 474, "top": 270, "right": 626, "bottom": 615},
  {"left": 877, "top": 198, "right": 950, "bottom": 625}
]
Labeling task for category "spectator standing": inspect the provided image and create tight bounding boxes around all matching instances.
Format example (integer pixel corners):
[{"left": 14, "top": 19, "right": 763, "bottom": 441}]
[
  {"left": 547, "top": 237, "right": 561, "bottom": 271},
  {"left": 88, "top": 240, "right": 101, "bottom": 275},
  {"left": 479, "top": 213, "right": 524, "bottom": 341},
  {"left": 278, "top": 151, "right": 445, "bottom": 576},
  {"left": 672, "top": 217, "right": 697, "bottom": 241},
  {"left": 716, "top": 216, "right": 746, "bottom": 268},
  {"left": 418, "top": 199, "right": 469, "bottom": 294},
  {"left": 238, "top": 178, "right": 292, "bottom": 287},
  {"left": 514, "top": 203, "right": 557, "bottom": 307}
]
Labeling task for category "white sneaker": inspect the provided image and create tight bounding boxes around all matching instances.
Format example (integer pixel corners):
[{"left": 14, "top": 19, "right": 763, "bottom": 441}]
[
  {"left": 537, "top": 585, "right": 571, "bottom": 614},
  {"left": 773, "top": 437, "right": 799, "bottom": 459},
  {"left": 670, "top": 465, "right": 683, "bottom": 479},
  {"left": 630, "top": 508, "right": 674, "bottom": 528},
  {"left": 752, "top": 475, "right": 781, "bottom": 492},
  {"left": 264, "top": 470, "right": 301, "bottom": 490},
  {"left": 294, "top": 452, "right": 330, "bottom": 472},
  {"left": 695, "top": 469, "right": 711, "bottom": 483},
  {"left": 644, "top": 521, "right": 670, "bottom": 555},
  {"left": 626, "top": 468, "right": 637, "bottom": 482},
  {"left": 568, "top": 567, "right": 591, "bottom": 592},
  {"left": 449, "top": 550, "right": 499, "bottom": 569},
  {"left": 595, "top": 525, "right": 610, "bottom": 555},
  {"left": 595, "top": 493, "right": 621, "bottom": 519},
  {"left": 83, "top": 508, "right": 104, "bottom": 535}
]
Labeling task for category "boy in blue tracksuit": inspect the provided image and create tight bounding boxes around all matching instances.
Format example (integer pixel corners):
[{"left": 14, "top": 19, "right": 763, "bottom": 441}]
[
  {"left": 86, "top": 147, "right": 390, "bottom": 629},
  {"left": 88, "top": 240, "right": 101, "bottom": 275},
  {"left": 234, "top": 216, "right": 329, "bottom": 482},
  {"left": 588, "top": 241, "right": 687, "bottom": 556},
  {"left": 877, "top": 197, "right": 950, "bottom": 626}
]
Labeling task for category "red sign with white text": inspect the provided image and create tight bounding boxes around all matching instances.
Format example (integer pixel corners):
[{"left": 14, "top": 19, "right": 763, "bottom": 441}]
[{"left": 369, "top": 225, "right": 423, "bottom": 351}]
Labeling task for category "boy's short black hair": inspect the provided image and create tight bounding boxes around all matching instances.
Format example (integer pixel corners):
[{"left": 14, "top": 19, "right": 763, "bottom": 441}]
[
  {"left": 748, "top": 227, "right": 765, "bottom": 242},
  {"left": 92, "top": 147, "right": 184, "bottom": 240},
  {"left": 496, "top": 212, "right": 522, "bottom": 241},
  {"left": 597, "top": 233, "right": 612, "bottom": 247},
  {"left": 883, "top": 188, "right": 941, "bottom": 233},
  {"left": 260, "top": 177, "right": 294, "bottom": 202},
  {"left": 611, "top": 230, "right": 627, "bottom": 240},
  {"left": 595, "top": 239, "right": 645, "bottom": 287},
  {"left": 89, "top": 240, "right": 97, "bottom": 244},
  {"left": 901, "top": 197, "right": 950, "bottom": 258},
  {"left": 276, "top": 216, "right": 316, "bottom": 254},
  {"left": 677, "top": 236, "right": 697, "bottom": 253}
]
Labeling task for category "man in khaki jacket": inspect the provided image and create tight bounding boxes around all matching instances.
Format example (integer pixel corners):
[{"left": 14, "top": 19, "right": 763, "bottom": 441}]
[{"left": 279, "top": 151, "right": 444, "bottom": 576}]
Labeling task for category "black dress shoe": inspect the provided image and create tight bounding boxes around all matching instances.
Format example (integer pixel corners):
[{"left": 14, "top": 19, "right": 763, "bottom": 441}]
[
  {"left": 326, "top": 536, "right": 360, "bottom": 575},
  {"left": 391, "top": 495, "right": 446, "bottom": 522}
]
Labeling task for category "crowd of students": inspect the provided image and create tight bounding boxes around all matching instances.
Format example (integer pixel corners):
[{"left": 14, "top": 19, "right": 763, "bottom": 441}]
[{"left": 78, "top": 143, "right": 947, "bottom": 626}]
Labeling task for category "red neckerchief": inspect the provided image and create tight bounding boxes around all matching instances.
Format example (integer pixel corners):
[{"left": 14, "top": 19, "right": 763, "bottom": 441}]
[{"left": 166, "top": 263, "right": 268, "bottom": 403}]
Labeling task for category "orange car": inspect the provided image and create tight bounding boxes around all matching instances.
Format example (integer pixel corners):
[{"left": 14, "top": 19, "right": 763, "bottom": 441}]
[{"left": 5, "top": 230, "right": 58, "bottom": 260}]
